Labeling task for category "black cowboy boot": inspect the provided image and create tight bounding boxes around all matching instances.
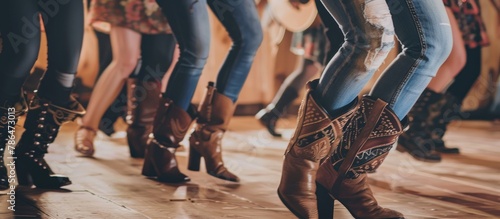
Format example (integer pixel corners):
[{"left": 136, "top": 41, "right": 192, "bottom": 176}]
[
  {"left": 255, "top": 86, "right": 299, "bottom": 137},
  {"left": 430, "top": 93, "right": 461, "bottom": 154},
  {"left": 15, "top": 95, "right": 85, "bottom": 189},
  {"left": 397, "top": 89, "right": 443, "bottom": 162}
]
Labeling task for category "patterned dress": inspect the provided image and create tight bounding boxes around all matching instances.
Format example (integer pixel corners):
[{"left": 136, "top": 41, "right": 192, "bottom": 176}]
[
  {"left": 89, "top": 0, "right": 170, "bottom": 34},
  {"left": 443, "top": 0, "right": 490, "bottom": 48}
]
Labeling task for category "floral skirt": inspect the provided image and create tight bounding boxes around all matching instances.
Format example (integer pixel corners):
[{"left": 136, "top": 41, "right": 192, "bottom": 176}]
[
  {"left": 90, "top": 0, "right": 170, "bottom": 34},
  {"left": 443, "top": 0, "right": 489, "bottom": 48}
]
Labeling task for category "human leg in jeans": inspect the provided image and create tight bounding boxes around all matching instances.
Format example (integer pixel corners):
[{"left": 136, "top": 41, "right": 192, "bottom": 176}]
[
  {"left": 144, "top": 0, "right": 262, "bottom": 182},
  {"left": 142, "top": 0, "right": 210, "bottom": 183},
  {"left": 278, "top": 0, "right": 452, "bottom": 218},
  {"left": 189, "top": 0, "right": 263, "bottom": 182},
  {"left": 399, "top": 0, "right": 489, "bottom": 161},
  {"left": 11, "top": 0, "right": 87, "bottom": 189}
]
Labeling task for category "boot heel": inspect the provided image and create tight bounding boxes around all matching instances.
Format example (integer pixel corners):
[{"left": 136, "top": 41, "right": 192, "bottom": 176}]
[
  {"left": 316, "top": 183, "right": 335, "bottom": 219},
  {"left": 16, "top": 161, "right": 33, "bottom": 187},
  {"left": 188, "top": 145, "right": 201, "bottom": 171},
  {"left": 141, "top": 158, "right": 157, "bottom": 177},
  {"left": 142, "top": 145, "right": 157, "bottom": 177}
]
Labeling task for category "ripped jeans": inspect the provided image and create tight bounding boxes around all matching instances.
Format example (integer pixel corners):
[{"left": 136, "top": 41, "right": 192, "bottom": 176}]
[{"left": 316, "top": 0, "right": 452, "bottom": 119}]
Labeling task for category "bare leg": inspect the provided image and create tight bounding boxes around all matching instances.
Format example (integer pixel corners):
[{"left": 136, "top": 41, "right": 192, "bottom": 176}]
[
  {"left": 426, "top": 8, "right": 466, "bottom": 93},
  {"left": 81, "top": 26, "right": 142, "bottom": 129},
  {"left": 75, "top": 26, "right": 141, "bottom": 156}
]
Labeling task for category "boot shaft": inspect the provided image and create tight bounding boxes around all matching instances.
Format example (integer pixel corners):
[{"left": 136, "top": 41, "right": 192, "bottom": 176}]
[
  {"left": 152, "top": 98, "right": 196, "bottom": 147},
  {"left": 126, "top": 78, "right": 162, "bottom": 126},
  {"left": 18, "top": 95, "right": 85, "bottom": 155},
  {"left": 285, "top": 80, "right": 358, "bottom": 162},
  {"left": 331, "top": 97, "right": 405, "bottom": 179},
  {"left": 196, "top": 82, "right": 235, "bottom": 132}
]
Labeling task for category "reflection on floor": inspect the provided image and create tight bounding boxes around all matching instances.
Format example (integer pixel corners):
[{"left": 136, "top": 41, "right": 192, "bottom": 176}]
[{"left": 1, "top": 117, "right": 499, "bottom": 218}]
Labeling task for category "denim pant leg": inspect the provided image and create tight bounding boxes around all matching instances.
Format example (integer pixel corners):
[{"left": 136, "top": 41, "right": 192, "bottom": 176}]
[
  {"left": 207, "top": 0, "right": 263, "bottom": 102},
  {"left": 370, "top": 0, "right": 452, "bottom": 119},
  {"left": 157, "top": 0, "right": 211, "bottom": 110},
  {"left": 317, "top": 0, "right": 395, "bottom": 115}
]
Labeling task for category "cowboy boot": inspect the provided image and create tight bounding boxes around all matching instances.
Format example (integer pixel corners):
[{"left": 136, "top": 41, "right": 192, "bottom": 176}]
[
  {"left": 0, "top": 98, "right": 28, "bottom": 189},
  {"left": 255, "top": 86, "right": 299, "bottom": 137},
  {"left": 16, "top": 95, "right": 85, "bottom": 189},
  {"left": 141, "top": 97, "right": 196, "bottom": 183},
  {"left": 397, "top": 89, "right": 443, "bottom": 162},
  {"left": 277, "top": 80, "right": 358, "bottom": 218},
  {"left": 188, "top": 82, "right": 243, "bottom": 182},
  {"left": 126, "top": 79, "right": 161, "bottom": 158},
  {"left": 316, "top": 97, "right": 406, "bottom": 219},
  {"left": 430, "top": 93, "right": 461, "bottom": 154}
]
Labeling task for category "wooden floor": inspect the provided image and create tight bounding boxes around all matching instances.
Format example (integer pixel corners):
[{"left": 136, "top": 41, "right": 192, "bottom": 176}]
[{"left": 1, "top": 117, "right": 500, "bottom": 219}]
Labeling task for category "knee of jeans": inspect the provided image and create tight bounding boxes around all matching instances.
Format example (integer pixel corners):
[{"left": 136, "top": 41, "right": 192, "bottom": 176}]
[
  {"left": 178, "top": 48, "right": 209, "bottom": 69},
  {"left": 361, "top": 0, "right": 395, "bottom": 50},
  {"left": 349, "top": 27, "right": 394, "bottom": 70},
  {"left": 425, "top": 29, "right": 453, "bottom": 67},
  {"left": 235, "top": 23, "right": 263, "bottom": 54}
]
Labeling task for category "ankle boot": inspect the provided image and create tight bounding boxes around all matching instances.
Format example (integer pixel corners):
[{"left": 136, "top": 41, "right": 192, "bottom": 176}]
[
  {"left": 255, "top": 87, "right": 299, "bottom": 137},
  {"left": 316, "top": 97, "right": 406, "bottom": 219},
  {"left": 126, "top": 79, "right": 161, "bottom": 158},
  {"left": 430, "top": 93, "right": 460, "bottom": 154},
  {"left": 188, "top": 82, "right": 241, "bottom": 182},
  {"left": 0, "top": 98, "right": 28, "bottom": 189},
  {"left": 16, "top": 95, "right": 85, "bottom": 189},
  {"left": 277, "top": 80, "right": 358, "bottom": 218},
  {"left": 142, "top": 97, "right": 196, "bottom": 183},
  {"left": 396, "top": 89, "right": 443, "bottom": 162}
]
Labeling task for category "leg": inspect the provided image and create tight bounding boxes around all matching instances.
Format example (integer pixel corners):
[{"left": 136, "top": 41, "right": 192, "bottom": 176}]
[
  {"left": 141, "top": 0, "right": 209, "bottom": 183},
  {"left": 37, "top": 0, "right": 84, "bottom": 106},
  {"left": 370, "top": 0, "right": 452, "bottom": 119},
  {"left": 316, "top": 0, "right": 395, "bottom": 116},
  {"left": 15, "top": 0, "right": 87, "bottom": 189},
  {"left": 398, "top": 7, "right": 464, "bottom": 161},
  {"left": 317, "top": 0, "right": 452, "bottom": 218},
  {"left": 157, "top": 0, "right": 210, "bottom": 110},
  {"left": 426, "top": 7, "right": 466, "bottom": 93},
  {"left": 431, "top": 46, "right": 482, "bottom": 151},
  {"left": 0, "top": 0, "right": 39, "bottom": 190},
  {"left": 447, "top": 46, "right": 482, "bottom": 104},
  {"left": 207, "top": 0, "right": 263, "bottom": 102},
  {"left": 0, "top": 0, "right": 40, "bottom": 105},
  {"left": 187, "top": 0, "right": 262, "bottom": 182},
  {"left": 75, "top": 26, "right": 142, "bottom": 156},
  {"left": 126, "top": 34, "right": 176, "bottom": 158},
  {"left": 256, "top": 58, "right": 320, "bottom": 137},
  {"left": 315, "top": 0, "right": 344, "bottom": 63},
  {"left": 278, "top": 0, "right": 394, "bottom": 217}
]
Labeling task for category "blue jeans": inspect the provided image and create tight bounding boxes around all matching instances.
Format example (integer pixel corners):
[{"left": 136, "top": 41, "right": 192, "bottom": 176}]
[
  {"left": 157, "top": 0, "right": 263, "bottom": 110},
  {"left": 317, "top": 0, "right": 453, "bottom": 119}
]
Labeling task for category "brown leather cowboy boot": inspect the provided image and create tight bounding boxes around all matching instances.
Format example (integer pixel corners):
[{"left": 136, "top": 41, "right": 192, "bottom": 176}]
[
  {"left": 316, "top": 97, "right": 406, "bottom": 219},
  {"left": 188, "top": 82, "right": 240, "bottom": 182},
  {"left": 277, "top": 80, "right": 358, "bottom": 219},
  {"left": 142, "top": 97, "right": 196, "bottom": 183},
  {"left": 126, "top": 78, "right": 161, "bottom": 158}
]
